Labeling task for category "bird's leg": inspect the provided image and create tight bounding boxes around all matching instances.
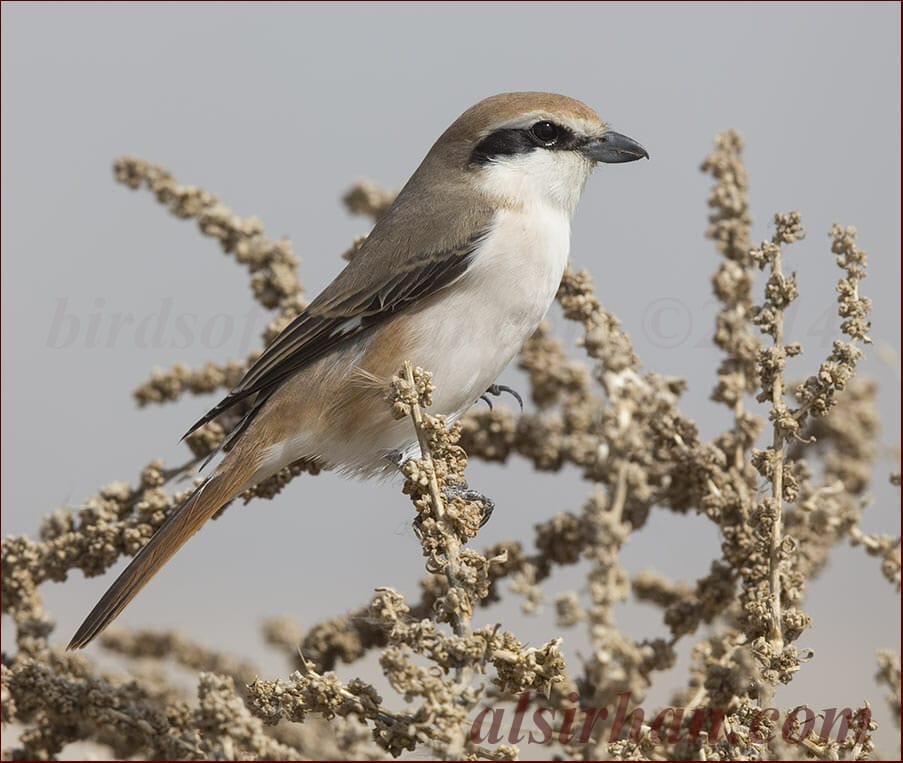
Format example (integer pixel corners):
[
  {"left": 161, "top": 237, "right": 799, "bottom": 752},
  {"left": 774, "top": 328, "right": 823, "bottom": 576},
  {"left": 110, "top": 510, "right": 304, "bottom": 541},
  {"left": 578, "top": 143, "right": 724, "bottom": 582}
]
[
  {"left": 442, "top": 482, "right": 495, "bottom": 527},
  {"left": 481, "top": 383, "right": 524, "bottom": 412},
  {"left": 384, "top": 448, "right": 405, "bottom": 468}
]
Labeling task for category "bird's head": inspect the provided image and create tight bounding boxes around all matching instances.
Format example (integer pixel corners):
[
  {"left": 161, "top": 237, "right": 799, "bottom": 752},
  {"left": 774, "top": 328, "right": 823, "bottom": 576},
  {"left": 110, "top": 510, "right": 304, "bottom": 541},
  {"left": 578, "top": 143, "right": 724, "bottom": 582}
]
[{"left": 427, "top": 92, "right": 648, "bottom": 215}]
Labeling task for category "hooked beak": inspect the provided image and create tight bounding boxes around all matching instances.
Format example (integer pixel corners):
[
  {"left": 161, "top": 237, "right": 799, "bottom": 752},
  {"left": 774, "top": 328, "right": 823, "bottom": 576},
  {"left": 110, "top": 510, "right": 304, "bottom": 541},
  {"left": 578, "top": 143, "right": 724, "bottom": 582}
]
[{"left": 581, "top": 130, "right": 649, "bottom": 163}]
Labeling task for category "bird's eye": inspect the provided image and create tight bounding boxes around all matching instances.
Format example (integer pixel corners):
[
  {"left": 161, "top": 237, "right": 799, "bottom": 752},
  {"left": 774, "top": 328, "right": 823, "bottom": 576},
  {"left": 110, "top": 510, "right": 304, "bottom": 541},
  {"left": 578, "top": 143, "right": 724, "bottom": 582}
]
[{"left": 530, "top": 121, "right": 560, "bottom": 145}]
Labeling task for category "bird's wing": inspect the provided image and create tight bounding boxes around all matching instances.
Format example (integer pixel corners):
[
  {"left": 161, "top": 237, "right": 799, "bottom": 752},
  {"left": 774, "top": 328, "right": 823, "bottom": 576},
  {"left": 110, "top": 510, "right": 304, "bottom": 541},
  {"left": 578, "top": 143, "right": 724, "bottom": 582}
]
[{"left": 184, "top": 225, "right": 489, "bottom": 439}]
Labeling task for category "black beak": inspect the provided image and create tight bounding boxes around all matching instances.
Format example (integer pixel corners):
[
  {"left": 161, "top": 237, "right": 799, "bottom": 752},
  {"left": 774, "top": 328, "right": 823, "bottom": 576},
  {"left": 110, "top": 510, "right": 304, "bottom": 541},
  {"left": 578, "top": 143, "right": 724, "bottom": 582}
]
[{"left": 581, "top": 130, "right": 649, "bottom": 163}]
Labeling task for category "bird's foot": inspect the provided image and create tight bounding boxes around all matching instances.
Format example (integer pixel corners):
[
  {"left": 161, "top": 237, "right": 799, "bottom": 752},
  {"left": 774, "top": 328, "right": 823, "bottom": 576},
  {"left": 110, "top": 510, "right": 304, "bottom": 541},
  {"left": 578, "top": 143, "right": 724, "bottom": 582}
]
[
  {"left": 393, "top": 445, "right": 496, "bottom": 534},
  {"left": 385, "top": 448, "right": 405, "bottom": 468},
  {"left": 412, "top": 481, "right": 496, "bottom": 537},
  {"left": 478, "top": 384, "right": 524, "bottom": 412},
  {"left": 443, "top": 481, "right": 495, "bottom": 527}
]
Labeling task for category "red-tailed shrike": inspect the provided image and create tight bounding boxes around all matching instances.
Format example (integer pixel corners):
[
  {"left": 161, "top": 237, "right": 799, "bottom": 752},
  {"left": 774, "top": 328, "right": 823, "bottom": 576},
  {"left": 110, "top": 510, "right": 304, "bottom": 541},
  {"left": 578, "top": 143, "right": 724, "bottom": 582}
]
[{"left": 69, "top": 92, "right": 647, "bottom": 649}]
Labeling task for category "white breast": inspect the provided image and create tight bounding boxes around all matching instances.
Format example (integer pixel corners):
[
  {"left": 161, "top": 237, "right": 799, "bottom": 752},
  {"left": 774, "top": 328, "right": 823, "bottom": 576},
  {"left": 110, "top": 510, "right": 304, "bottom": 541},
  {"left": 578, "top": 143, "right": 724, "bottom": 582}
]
[
  {"left": 403, "top": 201, "right": 571, "bottom": 419},
  {"left": 403, "top": 147, "right": 592, "bottom": 418}
]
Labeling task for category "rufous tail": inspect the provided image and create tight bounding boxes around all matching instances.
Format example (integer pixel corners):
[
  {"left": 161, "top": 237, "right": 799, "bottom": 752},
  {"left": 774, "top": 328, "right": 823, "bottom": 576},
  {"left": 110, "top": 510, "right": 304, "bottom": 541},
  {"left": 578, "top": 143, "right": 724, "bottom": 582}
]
[{"left": 67, "top": 456, "right": 254, "bottom": 650}]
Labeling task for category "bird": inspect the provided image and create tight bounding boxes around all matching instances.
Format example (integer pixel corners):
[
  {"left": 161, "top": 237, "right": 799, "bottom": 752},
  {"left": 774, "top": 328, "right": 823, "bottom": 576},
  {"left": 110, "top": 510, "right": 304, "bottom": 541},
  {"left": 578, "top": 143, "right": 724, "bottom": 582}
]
[{"left": 68, "top": 91, "right": 647, "bottom": 650}]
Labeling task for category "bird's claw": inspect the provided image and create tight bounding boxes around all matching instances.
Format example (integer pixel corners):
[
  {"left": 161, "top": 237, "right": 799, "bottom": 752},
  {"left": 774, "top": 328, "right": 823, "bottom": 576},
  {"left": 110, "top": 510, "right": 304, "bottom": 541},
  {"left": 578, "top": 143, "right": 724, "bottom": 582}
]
[
  {"left": 385, "top": 449, "right": 405, "bottom": 467},
  {"left": 411, "top": 482, "right": 497, "bottom": 536},
  {"left": 443, "top": 482, "right": 495, "bottom": 527},
  {"left": 480, "top": 384, "right": 524, "bottom": 412}
]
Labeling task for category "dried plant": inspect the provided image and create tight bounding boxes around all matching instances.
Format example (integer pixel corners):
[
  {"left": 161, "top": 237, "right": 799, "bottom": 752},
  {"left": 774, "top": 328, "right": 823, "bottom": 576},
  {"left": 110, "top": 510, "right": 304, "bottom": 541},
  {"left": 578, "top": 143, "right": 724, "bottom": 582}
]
[{"left": 2, "top": 132, "right": 899, "bottom": 760}]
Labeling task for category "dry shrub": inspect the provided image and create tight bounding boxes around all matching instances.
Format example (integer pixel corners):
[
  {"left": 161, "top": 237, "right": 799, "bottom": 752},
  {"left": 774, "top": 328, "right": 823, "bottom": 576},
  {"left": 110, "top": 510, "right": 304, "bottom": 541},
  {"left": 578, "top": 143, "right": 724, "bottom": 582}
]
[{"left": 2, "top": 133, "right": 899, "bottom": 760}]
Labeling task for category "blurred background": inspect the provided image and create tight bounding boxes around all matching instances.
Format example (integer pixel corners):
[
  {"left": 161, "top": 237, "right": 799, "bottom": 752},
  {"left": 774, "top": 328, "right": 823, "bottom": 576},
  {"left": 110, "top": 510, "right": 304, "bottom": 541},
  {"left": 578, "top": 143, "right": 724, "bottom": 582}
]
[{"left": 2, "top": 1, "right": 900, "bottom": 755}]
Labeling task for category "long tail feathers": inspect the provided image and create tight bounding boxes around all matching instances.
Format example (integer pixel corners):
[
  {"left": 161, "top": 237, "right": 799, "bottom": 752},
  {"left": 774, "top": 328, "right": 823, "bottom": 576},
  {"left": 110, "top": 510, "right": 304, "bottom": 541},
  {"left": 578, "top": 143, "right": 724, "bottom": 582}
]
[{"left": 67, "top": 460, "right": 253, "bottom": 650}]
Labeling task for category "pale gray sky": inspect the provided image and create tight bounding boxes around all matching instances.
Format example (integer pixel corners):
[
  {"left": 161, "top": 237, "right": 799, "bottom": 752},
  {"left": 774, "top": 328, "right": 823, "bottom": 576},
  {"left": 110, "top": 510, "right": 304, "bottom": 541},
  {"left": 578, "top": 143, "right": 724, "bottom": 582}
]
[{"left": 2, "top": 1, "right": 900, "bottom": 755}]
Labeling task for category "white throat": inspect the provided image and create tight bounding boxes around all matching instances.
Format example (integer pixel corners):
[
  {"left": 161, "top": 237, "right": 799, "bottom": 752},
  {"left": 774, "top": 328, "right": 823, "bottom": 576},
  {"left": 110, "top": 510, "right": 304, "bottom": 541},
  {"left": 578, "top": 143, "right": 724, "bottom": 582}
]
[{"left": 477, "top": 150, "right": 594, "bottom": 216}]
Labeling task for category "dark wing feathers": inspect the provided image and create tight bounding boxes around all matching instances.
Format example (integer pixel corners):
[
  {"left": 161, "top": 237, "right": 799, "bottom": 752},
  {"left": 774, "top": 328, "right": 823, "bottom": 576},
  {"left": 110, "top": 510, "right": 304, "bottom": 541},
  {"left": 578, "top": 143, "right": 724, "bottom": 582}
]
[{"left": 183, "top": 229, "right": 487, "bottom": 441}]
